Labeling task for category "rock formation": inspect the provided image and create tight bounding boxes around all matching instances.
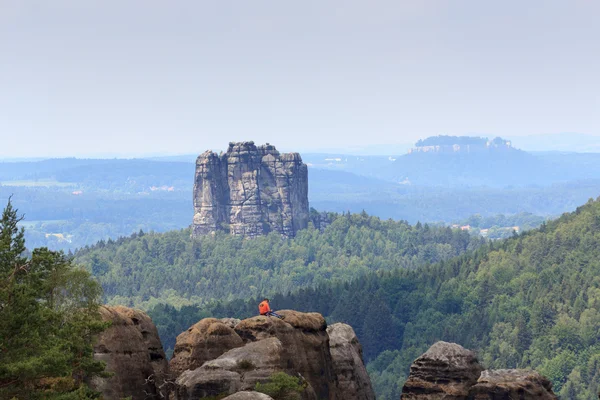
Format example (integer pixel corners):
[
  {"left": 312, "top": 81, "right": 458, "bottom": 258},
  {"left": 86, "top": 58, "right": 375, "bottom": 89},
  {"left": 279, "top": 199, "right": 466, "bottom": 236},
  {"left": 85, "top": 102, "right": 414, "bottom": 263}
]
[
  {"left": 170, "top": 318, "right": 245, "bottom": 377},
  {"left": 172, "top": 311, "right": 376, "bottom": 400},
  {"left": 174, "top": 310, "right": 334, "bottom": 400},
  {"left": 401, "top": 341, "right": 483, "bottom": 400},
  {"left": 470, "top": 369, "right": 556, "bottom": 400},
  {"left": 327, "top": 323, "right": 375, "bottom": 400},
  {"left": 401, "top": 341, "right": 557, "bottom": 400},
  {"left": 89, "top": 307, "right": 374, "bottom": 400},
  {"left": 193, "top": 141, "right": 309, "bottom": 238},
  {"left": 89, "top": 306, "right": 170, "bottom": 400}
]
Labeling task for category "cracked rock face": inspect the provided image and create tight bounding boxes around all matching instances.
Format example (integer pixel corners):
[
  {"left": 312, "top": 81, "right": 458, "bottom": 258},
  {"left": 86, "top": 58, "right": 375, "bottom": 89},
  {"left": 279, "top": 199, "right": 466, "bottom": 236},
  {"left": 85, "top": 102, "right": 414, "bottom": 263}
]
[
  {"left": 193, "top": 141, "right": 309, "bottom": 238},
  {"left": 327, "top": 323, "right": 375, "bottom": 400},
  {"left": 89, "top": 306, "right": 170, "bottom": 400}
]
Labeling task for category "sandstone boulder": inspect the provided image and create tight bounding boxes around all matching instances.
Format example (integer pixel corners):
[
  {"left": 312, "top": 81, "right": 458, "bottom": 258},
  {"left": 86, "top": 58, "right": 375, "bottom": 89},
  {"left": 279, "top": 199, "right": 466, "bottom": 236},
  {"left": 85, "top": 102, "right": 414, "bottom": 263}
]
[
  {"left": 234, "top": 310, "right": 335, "bottom": 400},
  {"left": 402, "top": 342, "right": 558, "bottom": 400},
  {"left": 469, "top": 369, "right": 557, "bottom": 400},
  {"left": 89, "top": 306, "right": 169, "bottom": 400},
  {"left": 401, "top": 341, "right": 484, "bottom": 400},
  {"left": 221, "top": 318, "right": 243, "bottom": 329},
  {"left": 175, "top": 337, "right": 314, "bottom": 399},
  {"left": 173, "top": 310, "right": 343, "bottom": 400},
  {"left": 327, "top": 323, "right": 375, "bottom": 400},
  {"left": 193, "top": 142, "right": 309, "bottom": 238},
  {"left": 170, "top": 318, "right": 245, "bottom": 378}
]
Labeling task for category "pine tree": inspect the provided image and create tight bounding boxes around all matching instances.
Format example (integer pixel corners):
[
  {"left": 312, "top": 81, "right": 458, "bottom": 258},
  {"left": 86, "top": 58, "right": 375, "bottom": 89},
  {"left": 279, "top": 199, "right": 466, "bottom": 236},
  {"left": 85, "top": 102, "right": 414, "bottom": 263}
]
[{"left": 0, "top": 199, "right": 107, "bottom": 399}]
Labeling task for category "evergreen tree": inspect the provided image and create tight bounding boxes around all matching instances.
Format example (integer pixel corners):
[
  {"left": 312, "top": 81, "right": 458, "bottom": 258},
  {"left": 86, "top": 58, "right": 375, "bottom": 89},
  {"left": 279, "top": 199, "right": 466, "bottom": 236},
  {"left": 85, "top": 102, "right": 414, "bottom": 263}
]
[{"left": 0, "top": 199, "right": 107, "bottom": 399}]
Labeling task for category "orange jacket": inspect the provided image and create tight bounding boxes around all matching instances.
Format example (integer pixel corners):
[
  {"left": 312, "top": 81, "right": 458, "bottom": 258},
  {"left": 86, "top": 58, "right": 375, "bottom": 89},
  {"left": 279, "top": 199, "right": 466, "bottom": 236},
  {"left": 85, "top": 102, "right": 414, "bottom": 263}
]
[{"left": 259, "top": 301, "right": 271, "bottom": 315}]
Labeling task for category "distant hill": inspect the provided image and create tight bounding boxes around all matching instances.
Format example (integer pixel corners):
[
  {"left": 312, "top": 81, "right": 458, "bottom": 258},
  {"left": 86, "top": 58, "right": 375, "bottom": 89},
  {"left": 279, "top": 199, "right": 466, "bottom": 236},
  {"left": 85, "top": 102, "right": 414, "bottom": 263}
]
[
  {"left": 509, "top": 133, "right": 600, "bottom": 153},
  {"left": 379, "top": 135, "right": 600, "bottom": 187}
]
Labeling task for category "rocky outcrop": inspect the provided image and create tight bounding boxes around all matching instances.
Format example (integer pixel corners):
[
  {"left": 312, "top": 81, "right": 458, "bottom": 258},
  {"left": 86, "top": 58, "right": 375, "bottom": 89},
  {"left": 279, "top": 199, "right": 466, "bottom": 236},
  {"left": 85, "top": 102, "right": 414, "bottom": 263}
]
[
  {"left": 402, "top": 341, "right": 483, "bottom": 400},
  {"left": 470, "top": 369, "right": 556, "bottom": 400},
  {"left": 234, "top": 310, "right": 334, "bottom": 400},
  {"left": 173, "top": 311, "right": 376, "bottom": 400},
  {"left": 89, "top": 306, "right": 170, "bottom": 400},
  {"left": 170, "top": 318, "right": 245, "bottom": 378},
  {"left": 327, "top": 323, "right": 375, "bottom": 400},
  {"left": 174, "top": 310, "right": 333, "bottom": 400},
  {"left": 175, "top": 337, "right": 304, "bottom": 399},
  {"left": 401, "top": 342, "right": 557, "bottom": 400},
  {"left": 193, "top": 141, "right": 309, "bottom": 238}
]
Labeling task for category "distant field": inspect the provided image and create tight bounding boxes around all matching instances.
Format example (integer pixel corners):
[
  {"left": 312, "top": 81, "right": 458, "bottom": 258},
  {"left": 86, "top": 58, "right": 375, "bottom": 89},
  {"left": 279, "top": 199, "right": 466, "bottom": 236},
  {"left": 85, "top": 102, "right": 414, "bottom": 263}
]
[{"left": 0, "top": 180, "right": 75, "bottom": 187}]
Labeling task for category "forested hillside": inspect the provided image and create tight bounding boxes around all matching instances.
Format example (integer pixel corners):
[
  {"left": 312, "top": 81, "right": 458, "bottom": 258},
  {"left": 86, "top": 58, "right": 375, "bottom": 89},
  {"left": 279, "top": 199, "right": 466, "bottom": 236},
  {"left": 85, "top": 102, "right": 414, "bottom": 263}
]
[
  {"left": 148, "top": 197, "right": 600, "bottom": 400},
  {"left": 76, "top": 212, "right": 482, "bottom": 309}
]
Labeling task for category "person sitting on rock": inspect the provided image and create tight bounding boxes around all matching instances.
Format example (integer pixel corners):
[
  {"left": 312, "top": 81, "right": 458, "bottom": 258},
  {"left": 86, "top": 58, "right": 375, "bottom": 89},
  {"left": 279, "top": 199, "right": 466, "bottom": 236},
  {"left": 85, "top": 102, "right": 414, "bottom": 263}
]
[{"left": 259, "top": 298, "right": 284, "bottom": 319}]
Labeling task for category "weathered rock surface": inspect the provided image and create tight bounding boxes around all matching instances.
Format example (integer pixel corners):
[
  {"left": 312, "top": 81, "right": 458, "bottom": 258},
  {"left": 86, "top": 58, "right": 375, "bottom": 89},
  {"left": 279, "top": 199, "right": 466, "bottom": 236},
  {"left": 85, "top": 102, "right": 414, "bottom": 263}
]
[
  {"left": 193, "top": 141, "right": 309, "bottom": 238},
  {"left": 174, "top": 310, "right": 367, "bottom": 400},
  {"left": 469, "top": 369, "right": 557, "bottom": 400},
  {"left": 327, "top": 323, "right": 375, "bottom": 400},
  {"left": 170, "top": 318, "right": 245, "bottom": 378},
  {"left": 89, "top": 306, "right": 169, "bottom": 400},
  {"left": 402, "top": 341, "right": 483, "bottom": 400},
  {"left": 222, "top": 392, "right": 274, "bottom": 400},
  {"left": 401, "top": 342, "right": 557, "bottom": 400},
  {"left": 175, "top": 337, "right": 310, "bottom": 399}
]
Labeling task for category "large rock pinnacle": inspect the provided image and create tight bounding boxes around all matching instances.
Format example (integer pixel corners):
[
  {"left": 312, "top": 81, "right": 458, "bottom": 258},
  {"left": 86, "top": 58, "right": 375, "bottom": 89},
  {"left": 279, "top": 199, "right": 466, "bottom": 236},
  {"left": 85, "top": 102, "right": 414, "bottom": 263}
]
[{"left": 193, "top": 141, "right": 309, "bottom": 238}]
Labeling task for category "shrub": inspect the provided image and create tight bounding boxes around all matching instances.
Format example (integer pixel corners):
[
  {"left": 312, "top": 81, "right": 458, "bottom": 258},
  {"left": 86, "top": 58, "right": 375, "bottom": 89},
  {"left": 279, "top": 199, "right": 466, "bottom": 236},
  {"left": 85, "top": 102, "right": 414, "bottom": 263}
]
[{"left": 255, "top": 372, "right": 305, "bottom": 400}]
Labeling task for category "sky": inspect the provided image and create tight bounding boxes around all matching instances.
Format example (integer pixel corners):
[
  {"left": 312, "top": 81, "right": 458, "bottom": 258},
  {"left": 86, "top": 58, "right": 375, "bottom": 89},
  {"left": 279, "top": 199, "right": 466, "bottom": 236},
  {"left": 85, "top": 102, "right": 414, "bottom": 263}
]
[{"left": 1, "top": 0, "right": 599, "bottom": 158}]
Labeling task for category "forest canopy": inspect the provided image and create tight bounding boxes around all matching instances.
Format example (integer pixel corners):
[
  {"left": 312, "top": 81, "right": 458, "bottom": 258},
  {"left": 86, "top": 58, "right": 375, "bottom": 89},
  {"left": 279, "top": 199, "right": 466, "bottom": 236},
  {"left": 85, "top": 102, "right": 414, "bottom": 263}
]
[{"left": 75, "top": 211, "right": 483, "bottom": 309}]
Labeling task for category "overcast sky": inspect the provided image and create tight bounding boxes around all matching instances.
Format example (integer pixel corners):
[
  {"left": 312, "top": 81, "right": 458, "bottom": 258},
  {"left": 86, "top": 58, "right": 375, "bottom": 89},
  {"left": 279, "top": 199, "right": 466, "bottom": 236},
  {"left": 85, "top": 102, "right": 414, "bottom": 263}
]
[{"left": 1, "top": 0, "right": 599, "bottom": 157}]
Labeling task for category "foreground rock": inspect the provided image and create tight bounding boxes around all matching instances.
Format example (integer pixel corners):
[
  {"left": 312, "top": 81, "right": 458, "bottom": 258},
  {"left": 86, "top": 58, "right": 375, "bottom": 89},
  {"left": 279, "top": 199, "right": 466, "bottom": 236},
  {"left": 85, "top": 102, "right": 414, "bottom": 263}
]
[
  {"left": 170, "top": 318, "right": 244, "bottom": 377},
  {"left": 174, "top": 310, "right": 334, "bottom": 400},
  {"left": 327, "top": 323, "right": 375, "bottom": 400},
  {"left": 401, "top": 341, "right": 557, "bottom": 400},
  {"left": 173, "top": 310, "right": 378, "bottom": 400},
  {"left": 470, "top": 369, "right": 556, "bottom": 399},
  {"left": 89, "top": 306, "right": 170, "bottom": 400},
  {"left": 402, "top": 341, "right": 483, "bottom": 400},
  {"left": 192, "top": 141, "right": 309, "bottom": 238}
]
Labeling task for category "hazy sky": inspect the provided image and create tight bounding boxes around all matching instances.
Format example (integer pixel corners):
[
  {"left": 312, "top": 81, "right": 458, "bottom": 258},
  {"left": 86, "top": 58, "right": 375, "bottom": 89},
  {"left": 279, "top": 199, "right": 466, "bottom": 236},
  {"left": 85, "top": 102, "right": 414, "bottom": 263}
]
[{"left": 1, "top": 0, "right": 599, "bottom": 157}]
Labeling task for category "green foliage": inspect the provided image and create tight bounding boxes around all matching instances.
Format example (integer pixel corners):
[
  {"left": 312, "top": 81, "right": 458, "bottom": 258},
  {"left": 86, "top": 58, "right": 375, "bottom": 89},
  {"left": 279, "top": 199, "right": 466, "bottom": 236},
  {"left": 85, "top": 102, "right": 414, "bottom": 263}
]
[
  {"left": 255, "top": 372, "right": 305, "bottom": 400},
  {"left": 0, "top": 199, "right": 106, "bottom": 399},
  {"left": 77, "top": 212, "right": 482, "bottom": 309}
]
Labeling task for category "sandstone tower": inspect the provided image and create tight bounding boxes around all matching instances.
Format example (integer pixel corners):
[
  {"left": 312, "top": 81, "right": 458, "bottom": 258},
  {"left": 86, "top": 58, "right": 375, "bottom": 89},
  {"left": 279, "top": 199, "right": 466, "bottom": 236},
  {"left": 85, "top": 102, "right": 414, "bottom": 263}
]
[{"left": 193, "top": 141, "right": 309, "bottom": 238}]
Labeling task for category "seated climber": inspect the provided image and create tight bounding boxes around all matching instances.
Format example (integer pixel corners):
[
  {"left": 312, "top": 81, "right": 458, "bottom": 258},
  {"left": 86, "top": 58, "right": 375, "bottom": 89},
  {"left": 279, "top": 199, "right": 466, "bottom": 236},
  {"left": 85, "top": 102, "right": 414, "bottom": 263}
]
[{"left": 258, "top": 298, "right": 284, "bottom": 319}]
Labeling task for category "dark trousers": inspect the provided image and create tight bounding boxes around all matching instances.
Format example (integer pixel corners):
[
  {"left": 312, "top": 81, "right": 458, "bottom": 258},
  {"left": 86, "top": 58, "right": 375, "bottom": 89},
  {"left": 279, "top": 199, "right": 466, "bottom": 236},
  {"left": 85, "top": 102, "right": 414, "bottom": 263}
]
[{"left": 262, "top": 311, "right": 283, "bottom": 318}]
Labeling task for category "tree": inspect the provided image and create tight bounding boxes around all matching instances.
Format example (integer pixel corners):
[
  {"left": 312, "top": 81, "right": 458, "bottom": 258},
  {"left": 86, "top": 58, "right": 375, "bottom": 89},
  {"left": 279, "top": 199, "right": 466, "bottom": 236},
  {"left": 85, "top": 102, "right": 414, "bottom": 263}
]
[{"left": 0, "top": 199, "right": 107, "bottom": 399}]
